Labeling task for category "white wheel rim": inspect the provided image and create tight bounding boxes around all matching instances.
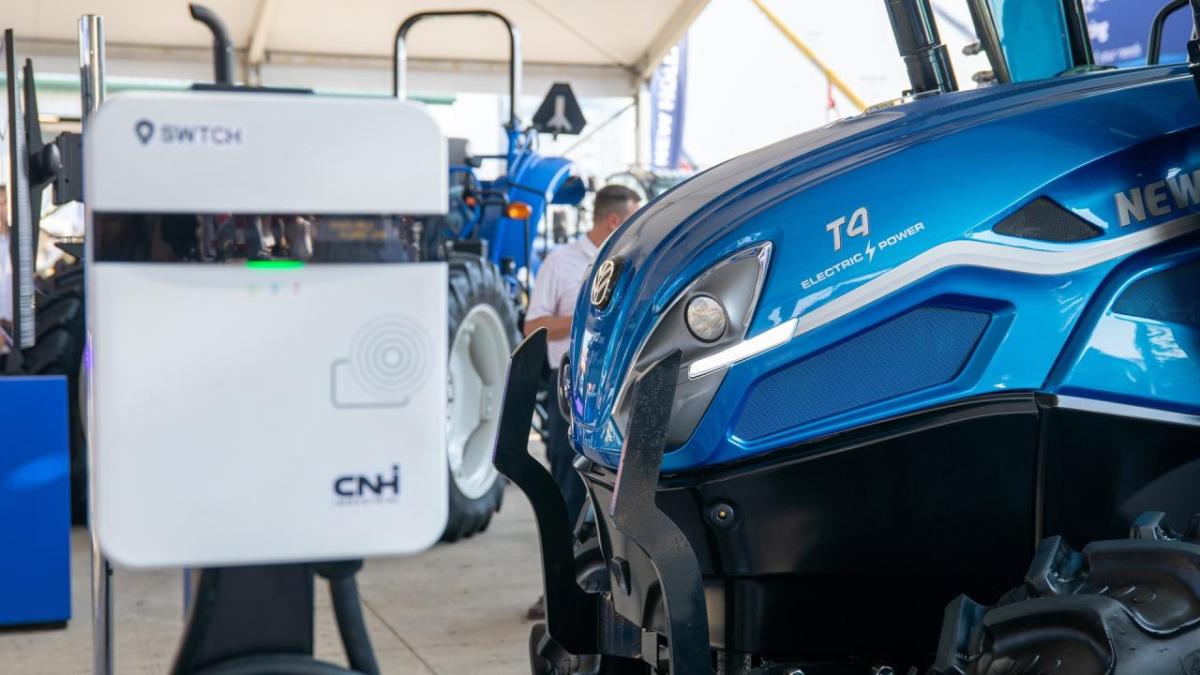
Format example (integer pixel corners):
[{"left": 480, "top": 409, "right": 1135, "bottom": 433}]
[{"left": 446, "top": 304, "right": 510, "bottom": 499}]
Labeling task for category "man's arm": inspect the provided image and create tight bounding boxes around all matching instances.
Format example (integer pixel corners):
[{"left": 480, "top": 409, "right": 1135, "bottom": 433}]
[
  {"left": 524, "top": 252, "right": 572, "bottom": 339},
  {"left": 524, "top": 314, "right": 572, "bottom": 339}
]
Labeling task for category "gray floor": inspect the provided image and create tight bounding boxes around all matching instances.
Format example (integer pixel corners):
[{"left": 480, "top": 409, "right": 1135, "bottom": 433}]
[{"left": 0, "top": 480, "right": 545, "bottom": 673}]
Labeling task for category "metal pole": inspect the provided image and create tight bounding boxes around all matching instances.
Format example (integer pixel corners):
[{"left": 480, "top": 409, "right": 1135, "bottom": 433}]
[
  {"left": 749, "top": 0, "right": 868, "bottom": 112},
  {"left": 79, "top": 15, "right": 105, "bottom": 129},
  {"left": 80, "top": 17, "right": 112, "bottom": 675}
]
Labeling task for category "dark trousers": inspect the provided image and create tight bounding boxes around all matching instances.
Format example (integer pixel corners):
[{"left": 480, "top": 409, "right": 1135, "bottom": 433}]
[{"left": 547, "top": 370, "right": 586, "bottom": 528}]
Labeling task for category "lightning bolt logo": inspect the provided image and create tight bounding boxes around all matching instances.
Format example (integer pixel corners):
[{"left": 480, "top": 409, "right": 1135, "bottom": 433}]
[{"left": 865, "top": 240, "right": 877, "bottom": 263}]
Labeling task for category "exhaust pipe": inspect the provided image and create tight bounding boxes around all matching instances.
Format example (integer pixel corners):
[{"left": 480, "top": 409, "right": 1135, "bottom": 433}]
[
  {"left": 189, "top": 3, "right": 235, "bottom": 85},
  {"left": 884, "top": 0, "right": 958, "bottom": 96}
]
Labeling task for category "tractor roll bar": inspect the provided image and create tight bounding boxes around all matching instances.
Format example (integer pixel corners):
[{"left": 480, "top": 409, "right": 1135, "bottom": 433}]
[
  {"left": 1149, "top": 0, "right": 1189, "bottom": 65},
  {"left": 884, "top": 0, "right": 958, "bottom": 95},
  {"left": 394, "top": 10, "right": 523, "bottom": 129}
]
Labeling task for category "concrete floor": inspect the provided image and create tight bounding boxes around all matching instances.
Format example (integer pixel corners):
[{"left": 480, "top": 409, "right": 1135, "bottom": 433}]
[{"left": 0, "top": 481, "right": 545, "bottom": 674}]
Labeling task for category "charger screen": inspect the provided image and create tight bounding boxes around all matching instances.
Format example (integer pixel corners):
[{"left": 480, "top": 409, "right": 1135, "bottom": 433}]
[{"left": 93, "top": 212, "right": 434, "bottom": 264}]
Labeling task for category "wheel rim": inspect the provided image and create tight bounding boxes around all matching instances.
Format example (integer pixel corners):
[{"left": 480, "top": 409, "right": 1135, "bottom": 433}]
[{"left": 446, "top": 304, "right": 510, "bottom": 499}]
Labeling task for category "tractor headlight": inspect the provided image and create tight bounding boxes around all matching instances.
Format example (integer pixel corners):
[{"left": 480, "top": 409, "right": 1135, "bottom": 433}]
[
  {"left": 684, "top": 295, "right": 727, "bottom": 343},
  {"left": 610, "top": 242, "right": 772, "bottom": 449}
]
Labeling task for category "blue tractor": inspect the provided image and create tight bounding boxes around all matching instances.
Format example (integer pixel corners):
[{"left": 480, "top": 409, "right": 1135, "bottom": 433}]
[
  {"left": 493, "top": 0, "right": 1200, "bottom": 672},
  {"left": 393, "top": 10, "right": 587, "bottom": 541}
]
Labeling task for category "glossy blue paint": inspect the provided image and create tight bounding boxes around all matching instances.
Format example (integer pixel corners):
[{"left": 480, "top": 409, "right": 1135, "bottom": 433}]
[
  {"left": 1051, "top": 241, "right": 1200, "bottom": 413},
  {"left": 569, "top": 64, "right": 1200, "bottom": 472}
]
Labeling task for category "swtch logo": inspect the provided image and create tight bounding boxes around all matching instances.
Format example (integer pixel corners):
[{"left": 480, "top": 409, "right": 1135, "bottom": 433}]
[
  {"left": 132, "top": 119, "right": 243, "bottom": 146},
  {"left": 134, "top": 119, "right": 155, "bottom": 144},
  {"left": 334, "top": 464, "right": 401, "bottom": 505}
]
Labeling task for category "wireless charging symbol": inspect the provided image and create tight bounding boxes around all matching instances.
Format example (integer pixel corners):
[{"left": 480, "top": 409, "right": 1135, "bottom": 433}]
[
  {"left": 331, "top": 315, "right": 434, "bottom": 408},
  {"left": 134, "top": 119, "right": 155, "bottom": 145}
]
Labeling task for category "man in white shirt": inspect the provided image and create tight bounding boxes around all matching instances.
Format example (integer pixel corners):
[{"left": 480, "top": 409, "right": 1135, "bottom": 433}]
[{"left": 523, "top": 184, "right": 640, "bottom": 619}]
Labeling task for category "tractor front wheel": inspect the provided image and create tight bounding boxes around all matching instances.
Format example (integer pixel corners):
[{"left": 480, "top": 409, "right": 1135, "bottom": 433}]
[
  {"left": 931, "top": 511, "right": 1200, "bottom": 675},
  {"left": 442, "top": 254, "right": 518, "bottom": 542}
]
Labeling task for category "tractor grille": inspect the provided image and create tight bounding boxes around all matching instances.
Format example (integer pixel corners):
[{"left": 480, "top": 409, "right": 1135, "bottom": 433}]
[
  {"left": 733, "top": 306, "right": 990, "bottom": 441},
  {"left": 992, "top": 198, "right": 1102, "bottom": 243},
  {"left": 1113, "top": 260, "right": 1200, "bottom": 327}
]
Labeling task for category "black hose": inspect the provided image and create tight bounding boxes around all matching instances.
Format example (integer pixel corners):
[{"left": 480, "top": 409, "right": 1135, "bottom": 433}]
[
  {"left": 189, "top": 3, "right": 235, "bottom": 85},
  {"left": 314, "top": 561, "right": 380, "bottom": 675}
]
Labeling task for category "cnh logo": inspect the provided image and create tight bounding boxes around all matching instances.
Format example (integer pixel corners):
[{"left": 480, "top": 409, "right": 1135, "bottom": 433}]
[
  {"left": 334, "top": 464, "right": 401, "bottom": 502},
  {"left": 133, "top": 119, "right": 243, "bottom": 146}
]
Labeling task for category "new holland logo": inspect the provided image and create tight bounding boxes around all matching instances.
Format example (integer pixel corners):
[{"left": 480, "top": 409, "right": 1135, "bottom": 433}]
[{"left": 591, "top": 258, "right": 621, "bottom": 309}]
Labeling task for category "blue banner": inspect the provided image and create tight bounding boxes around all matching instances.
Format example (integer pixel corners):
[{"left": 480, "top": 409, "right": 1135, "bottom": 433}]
[
  {"left": 1086, "top": 0, "right": 1192, "bottom": 67},
  {"left": 650, "top": 36, "right": 689, "bottom": 171}
]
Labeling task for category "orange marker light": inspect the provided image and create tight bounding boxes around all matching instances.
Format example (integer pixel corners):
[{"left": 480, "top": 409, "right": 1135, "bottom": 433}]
[{"left": 506, "top": 201, "right": 533, "bottom": 220}]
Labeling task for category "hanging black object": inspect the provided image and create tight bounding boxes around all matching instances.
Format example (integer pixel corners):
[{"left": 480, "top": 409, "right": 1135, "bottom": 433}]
[{"left": 532, "top": 83, "right": 586, "bottom": 137}]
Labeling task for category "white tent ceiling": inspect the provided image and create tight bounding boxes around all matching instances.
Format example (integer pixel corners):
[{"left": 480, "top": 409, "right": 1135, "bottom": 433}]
[{"left": 6, "top": 0, "right": 710, "bottom": 93}]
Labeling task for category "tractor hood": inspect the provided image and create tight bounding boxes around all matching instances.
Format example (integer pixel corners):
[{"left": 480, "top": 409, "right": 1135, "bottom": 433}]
[{"left": 568, "top": 63, "right": 1200, "bottom": 472}]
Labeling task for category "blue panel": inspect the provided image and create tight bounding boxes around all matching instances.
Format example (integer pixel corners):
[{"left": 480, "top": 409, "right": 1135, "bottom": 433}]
[
  {"left": 992, "top": 0, "right": 1074, "bottom": 82},
  {"left": 734, "top": 308, "right": 989, "bottom": 441},
  {"left": 1054, "top": 247, "right": 1200, "bottom": 413},
  {"left": 0, "top": 376, "right": 72, "bottom": 626}
]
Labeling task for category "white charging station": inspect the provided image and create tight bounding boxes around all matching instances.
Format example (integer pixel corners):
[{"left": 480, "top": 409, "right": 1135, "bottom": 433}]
[{"left": 86, "top": 91, "right": 450, "bottom": 568}]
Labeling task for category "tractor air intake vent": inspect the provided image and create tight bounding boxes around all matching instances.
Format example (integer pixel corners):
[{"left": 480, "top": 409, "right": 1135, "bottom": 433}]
[
  {"left": 733, "top": 306, "right": 990, "bottom": 442},
  {"left": 1112, "top": 260, "right": 1200, "bottom": 327},
  {"left": 992, "top": 198, "right": 1102, "bottom": 242}
]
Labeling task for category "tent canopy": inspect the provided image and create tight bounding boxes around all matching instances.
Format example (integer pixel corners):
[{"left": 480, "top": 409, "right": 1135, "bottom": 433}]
[{"left": 8, "top": 0, "right": 710, "bottom": 95}]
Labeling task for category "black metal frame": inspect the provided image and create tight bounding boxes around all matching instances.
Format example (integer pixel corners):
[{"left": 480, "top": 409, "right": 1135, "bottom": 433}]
[
  {"left": 1148, "top": 0, "right": 1189, "bottom": 65},
  {"left": 1188, "top": 0, "right": 1200, "bottom": 99},
  {"left": 392, "top": 10, "right": 522, "bottom": 129},
  {"left": 493, "top": 331, "right": 710, "bottom": 672}
]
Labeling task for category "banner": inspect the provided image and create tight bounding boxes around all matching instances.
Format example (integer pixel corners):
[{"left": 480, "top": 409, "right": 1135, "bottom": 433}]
[
  {"left": 650, "top": 36, "right": 689, "bottom": 171},
  {"left": 1086, "top": 0, "right": 1191, "bottom": 67}
]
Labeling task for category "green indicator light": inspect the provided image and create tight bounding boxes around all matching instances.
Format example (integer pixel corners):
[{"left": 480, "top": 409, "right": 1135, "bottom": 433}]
[{"left": 246, "top": 260, "right": 305, "bottom": 270}]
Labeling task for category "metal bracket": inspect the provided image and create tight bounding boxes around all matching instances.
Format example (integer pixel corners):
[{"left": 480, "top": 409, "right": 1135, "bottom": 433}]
[
  {"left": 492, "top": 330, "right": 601, "bottom": 655},
  {"left": 1188, "top": 0, "right": 1200, "bottom": 99},
  {"left": 608, "top": 351, "right": 712, "bottom": 674}
]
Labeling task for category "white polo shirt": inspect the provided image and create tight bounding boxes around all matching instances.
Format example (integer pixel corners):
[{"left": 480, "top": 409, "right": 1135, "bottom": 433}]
[{"left": 527, "top": 235, "right": 599, "bottom": 366}]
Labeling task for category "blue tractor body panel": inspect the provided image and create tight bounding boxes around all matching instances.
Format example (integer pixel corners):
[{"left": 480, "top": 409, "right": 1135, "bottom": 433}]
[{"left": 568, "top": 64, "right": 1200, "bottom": 472}]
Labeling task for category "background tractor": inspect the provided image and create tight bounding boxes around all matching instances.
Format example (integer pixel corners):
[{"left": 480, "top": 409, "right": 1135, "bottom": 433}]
[{"left": 393, "top": 9, "right": 587, "bottom": 540}]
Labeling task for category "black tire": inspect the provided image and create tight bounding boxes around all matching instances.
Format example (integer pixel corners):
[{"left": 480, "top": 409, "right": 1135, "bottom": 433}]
[
  {"left": 528, "top": 500, "right": 651, "bottom": 675},
  {"left": 441, "top": 253, "right": 519, "bottom": 542},
  {"left": 23, "top": 264, "right": 88, "bottom": 525},
  {"left": 931, "top": 511, "right": 1200, "bottom": 675}
]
